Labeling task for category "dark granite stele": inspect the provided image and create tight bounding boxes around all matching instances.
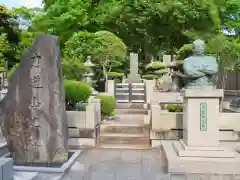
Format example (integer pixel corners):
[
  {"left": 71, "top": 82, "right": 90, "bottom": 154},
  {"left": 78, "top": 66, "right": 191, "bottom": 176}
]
[{"left": 1, "top": 150, "right": 82, "bottom": 173}]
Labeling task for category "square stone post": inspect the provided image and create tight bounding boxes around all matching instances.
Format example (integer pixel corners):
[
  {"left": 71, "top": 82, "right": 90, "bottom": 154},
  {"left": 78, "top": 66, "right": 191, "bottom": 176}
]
[
  {"left": 127, "top": 53, "right": 141, "bottom": 83},
  {"left": 107, "top": 80, "right": 115, "bottom": 96},
  {"left": 173, "top": 89, "right": 234, "bottom": 158},
  {"left": 144, "top": 80, "right": 154, "bottom": 104}
]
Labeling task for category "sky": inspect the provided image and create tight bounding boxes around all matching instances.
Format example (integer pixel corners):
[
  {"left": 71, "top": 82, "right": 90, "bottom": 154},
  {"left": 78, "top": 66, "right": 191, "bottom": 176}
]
[{"left": 0, "top": 0, "right": 42, "bottom": 8}]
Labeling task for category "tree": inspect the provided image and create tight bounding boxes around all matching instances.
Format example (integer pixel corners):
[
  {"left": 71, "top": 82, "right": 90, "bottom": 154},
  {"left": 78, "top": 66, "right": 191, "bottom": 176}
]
[
  {"left": 0, "top": 4, "right": 20, "bottom": 68},
  {"left": 64, "top": 30, "right": 127, "bottom": 84},
  {"left": 221, "top": 0, "right": 240, "bottom": 35},
  {"left": 0, "top": 33, "right": 9, "bottom": 71},
  {"left": 34, "top": 0, "right": 99, "bottom": 46},
  {"left": 96, "top": 0, "right": 222, "bottom": 54},
  {"left": 62, "top": 58, "right": 86, "bottom": 80}
]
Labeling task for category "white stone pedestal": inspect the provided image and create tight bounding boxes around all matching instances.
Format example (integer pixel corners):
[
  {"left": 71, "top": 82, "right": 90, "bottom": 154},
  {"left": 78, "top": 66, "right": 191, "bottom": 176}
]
[{"left": 162, "top": 89, "right": 240, "bottom": 174}]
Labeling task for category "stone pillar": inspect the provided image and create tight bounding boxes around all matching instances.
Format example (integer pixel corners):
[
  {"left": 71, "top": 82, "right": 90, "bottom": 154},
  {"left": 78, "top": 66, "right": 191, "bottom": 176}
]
[
  {"left": 162, "top": 55, "right": 172, "bottom": 81},
  {"left": 144, "top": 80, "right": 154, "bottom": 104},
  {"left": 85, "top": 98, "right": 100, "bottom": 129},
  {"left": 127, "top": 53, "right": 141, "bottom": 83},
  {"left": 173, "top": 89, "right": 234, "bottom": 158},
  {"left": 107, "top": 80, "right": 115, "bottom": 96}
]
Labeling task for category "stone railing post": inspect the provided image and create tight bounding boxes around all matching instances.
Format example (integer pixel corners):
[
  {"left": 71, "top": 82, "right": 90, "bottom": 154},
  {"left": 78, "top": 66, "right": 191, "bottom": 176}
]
[
  {"left": 144, "top": 80, "right": 154, "bottom": 104},
  {"left": 107, "top": 80, "right": 115, "bottom": 96},
  {"left": 85, "top": 100, "right": 95, "bottom": 129},
  {"left": 151, "top": 101, "right": 161, "bottom": 130}
]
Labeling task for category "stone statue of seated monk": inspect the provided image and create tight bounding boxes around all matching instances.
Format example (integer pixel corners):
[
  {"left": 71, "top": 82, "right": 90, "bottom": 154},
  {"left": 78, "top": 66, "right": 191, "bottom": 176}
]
[{"left": 175, "top": 39, "right": 219, "bottom": 89}]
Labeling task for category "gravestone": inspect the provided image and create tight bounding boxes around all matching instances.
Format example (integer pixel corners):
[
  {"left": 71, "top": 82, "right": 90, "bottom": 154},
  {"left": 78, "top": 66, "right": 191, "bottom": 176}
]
[
  {"left": 0, "top": 35, "right": 68, "bottom": 164},
  {"left": 127, "top": 53, "right": 141, "bottom": 83},
  {"left": 156, "top": 55, "right": 172, "bottom": 92}
]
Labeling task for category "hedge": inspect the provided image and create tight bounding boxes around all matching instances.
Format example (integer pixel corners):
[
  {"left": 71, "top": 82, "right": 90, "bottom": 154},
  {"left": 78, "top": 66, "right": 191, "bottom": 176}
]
[
  {"left": 97, "top": 95, "right": 116, "bottom": 117},
  {"left": 64, "top": 80, "right": 92, "bottom": 104}
]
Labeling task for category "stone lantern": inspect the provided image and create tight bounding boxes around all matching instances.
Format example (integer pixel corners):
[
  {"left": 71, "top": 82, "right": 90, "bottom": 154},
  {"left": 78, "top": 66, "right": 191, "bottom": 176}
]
[
  {"left": 83, "top": 56, "right": 98, "bottom": 96},
  {"left": 84, "top": 56, "right": 95, "bottom": 84}
]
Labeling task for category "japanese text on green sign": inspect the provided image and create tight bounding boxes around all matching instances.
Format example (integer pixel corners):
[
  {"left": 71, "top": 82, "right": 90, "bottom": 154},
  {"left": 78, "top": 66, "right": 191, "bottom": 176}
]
[{"left": 200, "top": 103, "right": 207, "bottom": 131}]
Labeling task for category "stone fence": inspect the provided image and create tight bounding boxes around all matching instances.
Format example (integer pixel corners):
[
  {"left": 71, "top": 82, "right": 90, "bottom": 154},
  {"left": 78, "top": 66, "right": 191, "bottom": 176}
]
[
  {"left": 67, "top": 98, "right": 101, "bottom": 148},
  {"left": 143, "top": 80, "right": 240, "bottom": 149}
]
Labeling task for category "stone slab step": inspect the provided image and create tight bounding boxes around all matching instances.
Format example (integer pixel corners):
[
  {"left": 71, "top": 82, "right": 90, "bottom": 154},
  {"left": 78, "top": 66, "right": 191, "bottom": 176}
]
[
  {"left": 101, "top": 124, "right": 149, "bottom": 134},
  {"left": 115, "top": 109, "right": 147, "bottom": 114},
  {"left": 99, "top": 144, "right": 151, "bottom": 150},
  {"left": 114, "top": 114, "right": 145, "bottom": 121},
  {"left": 99, "top": 133, "right": 149, "bottom": 145},
  {"left": 100, "top": 133, "right": 146, "bottom": 138},
  {"left": 116, "top": 103, "right": 145, "bottom": 109}
]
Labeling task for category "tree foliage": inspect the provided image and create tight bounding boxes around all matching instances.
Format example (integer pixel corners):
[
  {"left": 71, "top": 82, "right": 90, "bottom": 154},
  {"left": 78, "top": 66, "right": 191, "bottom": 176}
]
[
  {"left": 1, "top": 0, "right": 240, "bottom": 78},
  {"left": 64, "top": 30, "right": 127, "bottom": 80}
]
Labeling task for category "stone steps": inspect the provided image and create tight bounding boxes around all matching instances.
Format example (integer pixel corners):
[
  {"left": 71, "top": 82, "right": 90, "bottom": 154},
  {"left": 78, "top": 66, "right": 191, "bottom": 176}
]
[
  {"left": 99, "top": 133, "right": 149, "bottom": 144},
  {"left": 101, "top": 124, "right": 148, "bottom": 134},
  {"left": 115, "top": 103, "right": 146, "bottom": 115},
  {"left": 115, "top": 108, "right": 147, "bottom": 114},
  {"left": 99, "top": 144, "right": 150, "bottom": 150},
  {"left": 99, "top": 123, "right": 150, "bottom": 149},
  {"left": 116, "top": 103, "right": 145, "bottom": 109}
]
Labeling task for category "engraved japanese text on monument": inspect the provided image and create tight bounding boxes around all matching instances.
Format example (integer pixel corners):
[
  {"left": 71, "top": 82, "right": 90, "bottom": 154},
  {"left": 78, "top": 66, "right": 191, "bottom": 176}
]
[{"left": 200, "top": 103, "right": 207, "bottom": 131}]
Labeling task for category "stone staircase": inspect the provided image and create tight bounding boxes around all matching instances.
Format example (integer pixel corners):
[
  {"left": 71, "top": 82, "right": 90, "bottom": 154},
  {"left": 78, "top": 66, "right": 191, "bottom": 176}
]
[{"left": 98, "top": 103, "right": 150, "bottom": 149}]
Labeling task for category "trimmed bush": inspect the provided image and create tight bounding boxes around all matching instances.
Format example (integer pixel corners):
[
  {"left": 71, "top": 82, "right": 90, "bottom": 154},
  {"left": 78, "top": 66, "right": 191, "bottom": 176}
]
[
  {"left": 97, "top": 95, "right": 116, "bottom": 117},
  {"left": 146, "top": 61, "right": 166, "bottom": 70},
  {"left": 64, "top": 80, "right": 92, "bottom": 105},
  {"left": 107, "top": 71, "right": 124, "bottom": 83},
  {"left": 167, "top": 104, "right": 183, "bottom": 112},
  {"left": 142, "top": 74, "right": 157, "bottom": 80},
  {"left": 107, "top": 71, "right": 124, "bottom": 78}
]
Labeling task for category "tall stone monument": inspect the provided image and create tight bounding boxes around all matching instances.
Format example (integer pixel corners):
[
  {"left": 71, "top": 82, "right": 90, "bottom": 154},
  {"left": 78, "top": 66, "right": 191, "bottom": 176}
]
[
  {"left": 0, "top": 35, "right": 68, "bottom": 164},
  {"left": 127, "top": 53, "right": 141, "bottom": 83},
  {"left": 162, "top": 39, "right": 240, "bottom": 175}
]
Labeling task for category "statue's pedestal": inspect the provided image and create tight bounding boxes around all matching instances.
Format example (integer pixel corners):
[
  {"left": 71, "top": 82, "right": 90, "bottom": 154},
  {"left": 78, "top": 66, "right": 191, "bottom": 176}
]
[{"left": 162, "top": 89, "right": 240, "bottom": 174}]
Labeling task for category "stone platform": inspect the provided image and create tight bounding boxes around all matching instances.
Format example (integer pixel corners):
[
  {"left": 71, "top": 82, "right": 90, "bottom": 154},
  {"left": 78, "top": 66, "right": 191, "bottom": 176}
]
[
  {"left": 162, "top": 140, "right": 240, "bottom": 174},
  {"left": 173, "top": 139, "right": 235, "bottom": 158}
]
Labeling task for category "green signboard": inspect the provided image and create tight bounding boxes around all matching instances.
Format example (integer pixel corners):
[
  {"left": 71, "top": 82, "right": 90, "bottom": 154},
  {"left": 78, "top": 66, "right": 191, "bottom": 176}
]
[{"left": 200, "top": 103, "right": 207, "bottom": 131}]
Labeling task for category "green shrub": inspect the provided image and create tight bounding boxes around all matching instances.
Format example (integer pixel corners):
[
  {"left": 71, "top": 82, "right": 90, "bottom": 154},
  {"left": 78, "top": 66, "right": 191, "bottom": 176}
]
[
  {"left": 107, "top": 71, "right": 124, "bottom": 83},
  {"left": 142, "top": 74, "right": 157, "bottom": 80},
  {"left": 167, "top": 104, "right": 183, "bottom": 112},
  {"left": 64, "top": 80, "right": 92, "bottom": 105},
  {"left": 146, "top": 61, "right": 166, "bottom": 70},
  {"left": 97, "top": 95, "right": 116, "bottom": 117},
  {"left": 107, "top": 71, "right": 124, "bottom": 78}
]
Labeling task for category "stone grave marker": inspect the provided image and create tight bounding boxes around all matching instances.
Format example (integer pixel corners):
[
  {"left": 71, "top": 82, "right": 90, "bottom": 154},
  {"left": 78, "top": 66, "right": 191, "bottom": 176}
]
[
  {"left": 0, "top": 35, "right": 68, "bottom": 164},
  {"left": 127, "top": 53, "right": 141, "bottom": 83}
]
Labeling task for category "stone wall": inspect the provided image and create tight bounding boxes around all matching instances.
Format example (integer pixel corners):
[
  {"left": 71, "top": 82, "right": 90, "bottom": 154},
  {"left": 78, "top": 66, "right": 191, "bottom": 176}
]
[
  {"left": 68, "top": 98, "right": 101, "bottom": 148},
  {"left": 145, "top": 91, "right": 240, "bottom": 149}
]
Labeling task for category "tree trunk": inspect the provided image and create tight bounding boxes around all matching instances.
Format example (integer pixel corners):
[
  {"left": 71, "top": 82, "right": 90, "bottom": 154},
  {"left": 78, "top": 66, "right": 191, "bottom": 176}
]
[{"left": 0, "top": 35, "right": 68, "bottom": 164}]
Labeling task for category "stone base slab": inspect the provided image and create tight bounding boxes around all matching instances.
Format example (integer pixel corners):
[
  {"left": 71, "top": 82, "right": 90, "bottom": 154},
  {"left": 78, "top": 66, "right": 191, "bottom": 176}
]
[
  {"left": 13, "top": 171, "right": 38, "bottom": 180},
  {"left": 162, "top": 140, "right": 240, "bottom": 174},
  {"left": 2, "top": 150, "right": 82, "bottom": 173},
  {"left": 173, "top": 140, "right": 235, "bottom": 158},
  {"left": 179, "top": 139, "right": 225, "bottom": 151},
  {"left": 0, "top": 158, "right": 13, "bottom": 180}
]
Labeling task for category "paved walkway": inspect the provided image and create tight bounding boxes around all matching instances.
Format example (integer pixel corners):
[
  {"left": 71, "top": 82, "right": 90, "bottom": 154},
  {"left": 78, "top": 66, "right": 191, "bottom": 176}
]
[
  {"left": 62, "top": 148, "right": 169, "bottom": 180},
  {"left": 24, "top": 147, "right": 239, "bottom": 180}
]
